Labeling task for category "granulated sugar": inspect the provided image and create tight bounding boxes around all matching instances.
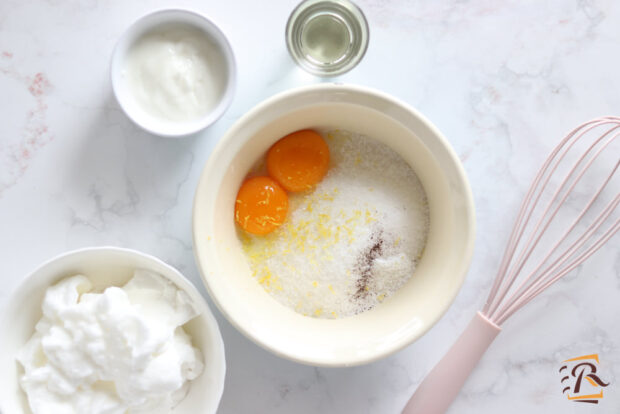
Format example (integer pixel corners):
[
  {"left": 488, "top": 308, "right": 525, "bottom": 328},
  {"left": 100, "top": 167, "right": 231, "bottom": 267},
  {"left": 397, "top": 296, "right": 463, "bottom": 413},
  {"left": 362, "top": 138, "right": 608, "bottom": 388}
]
[{"left": 240, "top": 130, "right": 429, "bottom": 318}]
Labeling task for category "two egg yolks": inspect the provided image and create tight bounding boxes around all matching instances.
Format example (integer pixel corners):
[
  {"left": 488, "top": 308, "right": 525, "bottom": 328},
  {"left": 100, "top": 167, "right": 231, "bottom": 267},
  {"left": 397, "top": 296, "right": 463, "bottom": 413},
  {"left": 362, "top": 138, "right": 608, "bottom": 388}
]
[{"left": 235, "top": 130, "right": 330, "bottom": 235}]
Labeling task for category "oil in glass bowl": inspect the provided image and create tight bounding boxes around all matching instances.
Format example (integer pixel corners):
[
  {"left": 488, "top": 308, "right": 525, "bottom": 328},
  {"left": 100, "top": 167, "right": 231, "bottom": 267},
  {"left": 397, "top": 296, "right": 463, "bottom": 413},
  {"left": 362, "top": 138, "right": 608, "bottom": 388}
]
[{"left": 286, "top": 0, "right": 369, "bottom": 77}]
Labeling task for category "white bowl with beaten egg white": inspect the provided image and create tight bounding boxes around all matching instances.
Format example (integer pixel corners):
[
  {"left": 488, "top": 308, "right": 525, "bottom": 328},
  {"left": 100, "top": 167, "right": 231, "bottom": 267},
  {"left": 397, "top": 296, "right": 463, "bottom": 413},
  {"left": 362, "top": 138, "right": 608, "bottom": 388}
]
[
  {"left": 0, "top": 247, "right": 225, "bottom": 414},
  {"left": 193, "top": 84, "right": 476, "bottom": 367},
  {"left": 111, "top": 9, "right": 236, "bottom": 137}
]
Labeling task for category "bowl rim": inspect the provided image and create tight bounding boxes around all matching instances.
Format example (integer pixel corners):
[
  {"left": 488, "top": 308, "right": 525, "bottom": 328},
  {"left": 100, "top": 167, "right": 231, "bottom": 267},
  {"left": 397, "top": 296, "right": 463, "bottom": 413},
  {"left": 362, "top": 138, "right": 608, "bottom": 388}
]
[
  {"left": 192, "top": 83, "right": 476, "bottom": 366},
  {"left": 110, "top": 8, "right": 237, "bottom": 138},
  {"left": 0, "top": 246, "right": 226, "bottom": 413}
]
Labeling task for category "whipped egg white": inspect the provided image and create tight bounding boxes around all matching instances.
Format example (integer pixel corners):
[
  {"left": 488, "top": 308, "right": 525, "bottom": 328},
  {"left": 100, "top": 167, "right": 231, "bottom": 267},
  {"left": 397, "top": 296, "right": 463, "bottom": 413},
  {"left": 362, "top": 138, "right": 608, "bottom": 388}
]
[{"left": 16, "top": 270, "right": 204, "bottom": 414}]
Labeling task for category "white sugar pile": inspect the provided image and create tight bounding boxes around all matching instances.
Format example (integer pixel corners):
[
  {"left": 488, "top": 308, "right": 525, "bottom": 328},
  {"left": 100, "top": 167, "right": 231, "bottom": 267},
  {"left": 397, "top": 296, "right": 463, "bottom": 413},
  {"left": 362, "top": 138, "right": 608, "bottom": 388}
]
[{"left": 240, "top": 130, "right": 429, "bottom": 319}]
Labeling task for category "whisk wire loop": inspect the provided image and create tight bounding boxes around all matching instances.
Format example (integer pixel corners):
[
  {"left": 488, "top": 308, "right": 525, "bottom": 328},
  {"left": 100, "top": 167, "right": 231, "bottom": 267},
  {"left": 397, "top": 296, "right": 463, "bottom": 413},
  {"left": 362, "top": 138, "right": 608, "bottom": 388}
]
[
  {"left": 497, "top": 215, "right": 620, "bottom": 325},
  {"left": 483, "top": 118, "right": 620, "bottom": 323},
  {"left": 492, "top": 134, "right": 620, "bottom": 321},
  {"left": 484, "top": 118, "right": 607, "bottom": 315}
]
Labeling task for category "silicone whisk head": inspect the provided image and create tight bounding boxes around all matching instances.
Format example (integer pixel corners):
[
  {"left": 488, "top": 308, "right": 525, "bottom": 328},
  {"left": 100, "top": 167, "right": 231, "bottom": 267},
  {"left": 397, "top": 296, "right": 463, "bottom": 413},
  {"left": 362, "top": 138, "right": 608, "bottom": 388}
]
[{"left": 482, "top": 117, "right": 620, "bottom": 325}]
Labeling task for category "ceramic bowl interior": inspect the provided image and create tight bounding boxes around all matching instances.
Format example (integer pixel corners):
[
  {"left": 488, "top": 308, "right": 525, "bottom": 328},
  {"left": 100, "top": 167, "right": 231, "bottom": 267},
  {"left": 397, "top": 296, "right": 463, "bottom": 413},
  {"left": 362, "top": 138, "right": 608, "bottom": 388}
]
[
  {"left": 111, "top": 9, "right": 236, "bottom": 137},
  {"left": 193, "top": 84, "right": 476, "bottom": 366},
  {"left": 0, "top": 247, "right": 226, "bottom": 414}
]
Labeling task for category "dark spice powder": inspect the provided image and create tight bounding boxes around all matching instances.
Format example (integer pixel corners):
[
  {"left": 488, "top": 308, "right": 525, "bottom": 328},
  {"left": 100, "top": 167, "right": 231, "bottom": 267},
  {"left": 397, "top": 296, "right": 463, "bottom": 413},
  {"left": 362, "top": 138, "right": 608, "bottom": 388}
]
[{"left": 353, "top": 230, "right": 385, "bottom": 300}]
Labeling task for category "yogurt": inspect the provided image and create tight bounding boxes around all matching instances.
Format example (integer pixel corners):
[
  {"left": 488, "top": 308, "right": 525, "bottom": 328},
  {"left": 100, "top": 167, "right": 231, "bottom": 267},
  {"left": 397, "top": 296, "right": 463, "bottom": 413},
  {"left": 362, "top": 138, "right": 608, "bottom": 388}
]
[
  {"left": 123, "top": 24, "right": 224, "bottom": 123},
  {"left": 17, "top": 270, "right": 204, "bottom": 414}
]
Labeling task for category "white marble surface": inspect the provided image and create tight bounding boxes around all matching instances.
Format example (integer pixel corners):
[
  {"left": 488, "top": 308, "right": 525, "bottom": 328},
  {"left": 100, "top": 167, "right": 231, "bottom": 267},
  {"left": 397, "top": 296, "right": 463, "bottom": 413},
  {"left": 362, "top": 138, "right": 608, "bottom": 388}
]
[{"left": 1, "top": 0, "right": 619, "bottom": 413}]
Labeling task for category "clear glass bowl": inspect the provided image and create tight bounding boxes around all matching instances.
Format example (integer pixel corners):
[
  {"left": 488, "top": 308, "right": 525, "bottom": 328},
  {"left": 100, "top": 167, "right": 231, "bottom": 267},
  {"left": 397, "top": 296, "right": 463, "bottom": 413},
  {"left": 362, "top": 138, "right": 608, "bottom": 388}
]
[{"left": 286, "top": 0, "right": 369, "bottom": 77}]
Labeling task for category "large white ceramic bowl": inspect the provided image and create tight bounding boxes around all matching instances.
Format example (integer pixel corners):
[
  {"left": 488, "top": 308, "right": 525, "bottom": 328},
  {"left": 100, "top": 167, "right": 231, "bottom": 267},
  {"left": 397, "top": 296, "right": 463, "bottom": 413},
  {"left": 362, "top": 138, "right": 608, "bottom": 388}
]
[
  {"left": 0, "top": 247, "right": 226, "bottom": 414},
  {"left": 193, "top": 84, "right": 475, "bottom": 367}
]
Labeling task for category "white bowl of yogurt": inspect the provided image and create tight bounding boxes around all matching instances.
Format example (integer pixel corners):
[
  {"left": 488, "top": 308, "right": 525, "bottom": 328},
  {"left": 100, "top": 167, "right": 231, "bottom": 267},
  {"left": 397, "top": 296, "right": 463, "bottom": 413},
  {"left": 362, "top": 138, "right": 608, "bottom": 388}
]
[
  {"left": 111, "top": 9, "right": 236, "bottom": 137},
  {"left": 192, "top": 83, "right": 476, "bottom": 366},
  {"left": 0, "top": 247, "right": 226, "bottom": 414}
]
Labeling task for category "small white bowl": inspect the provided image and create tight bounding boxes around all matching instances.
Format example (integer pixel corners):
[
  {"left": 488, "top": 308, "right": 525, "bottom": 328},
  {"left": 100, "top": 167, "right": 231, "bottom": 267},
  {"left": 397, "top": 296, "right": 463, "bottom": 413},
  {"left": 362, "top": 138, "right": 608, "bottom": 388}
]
[
  {"left": 0, "top": 247, "right": 226, "bottom": 414},
  {"left": 111, "top": 9, "right": 236, "bottom": 137},
  {"left": 193, "top": 84, "right": 476, "bottom": 367}
]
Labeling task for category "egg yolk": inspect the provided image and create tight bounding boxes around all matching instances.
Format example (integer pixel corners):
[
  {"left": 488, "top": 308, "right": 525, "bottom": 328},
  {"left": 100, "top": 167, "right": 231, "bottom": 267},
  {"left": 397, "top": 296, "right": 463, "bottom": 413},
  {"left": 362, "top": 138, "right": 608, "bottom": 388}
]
[
  {"left": 235, "top": 176, "right": 289, "bottom": 235},
  {"left": 267, "top": 129, "right": 330, "bottom": 192}
]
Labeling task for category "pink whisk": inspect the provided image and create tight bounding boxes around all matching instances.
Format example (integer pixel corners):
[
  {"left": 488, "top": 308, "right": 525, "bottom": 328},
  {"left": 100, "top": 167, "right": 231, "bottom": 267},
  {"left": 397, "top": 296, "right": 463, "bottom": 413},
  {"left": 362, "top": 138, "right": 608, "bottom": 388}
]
[{"left": 402, "top": 117, "right": 620, "bottom": 414}]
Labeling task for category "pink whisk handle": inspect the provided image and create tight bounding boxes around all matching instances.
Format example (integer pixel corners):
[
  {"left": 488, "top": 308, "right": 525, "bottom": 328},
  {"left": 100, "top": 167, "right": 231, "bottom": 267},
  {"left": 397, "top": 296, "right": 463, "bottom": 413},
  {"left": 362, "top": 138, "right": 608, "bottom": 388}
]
[{"left": 402, "top": 312, "right": 501, "bottom": 414}]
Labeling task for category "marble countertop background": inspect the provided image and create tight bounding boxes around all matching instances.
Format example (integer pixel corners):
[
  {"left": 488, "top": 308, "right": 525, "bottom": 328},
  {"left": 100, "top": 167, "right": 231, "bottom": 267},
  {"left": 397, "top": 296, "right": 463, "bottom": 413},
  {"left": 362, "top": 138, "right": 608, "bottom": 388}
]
[{"left": 1, "top": 0, "right": 618, "bottom": 413}]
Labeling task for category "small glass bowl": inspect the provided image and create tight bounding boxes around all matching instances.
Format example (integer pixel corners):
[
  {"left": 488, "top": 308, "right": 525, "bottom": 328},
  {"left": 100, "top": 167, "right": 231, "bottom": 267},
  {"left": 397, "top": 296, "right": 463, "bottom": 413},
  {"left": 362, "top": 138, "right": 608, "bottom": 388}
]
[{"left": 286, "top": 0, "right": 369, "bottom": 77}]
